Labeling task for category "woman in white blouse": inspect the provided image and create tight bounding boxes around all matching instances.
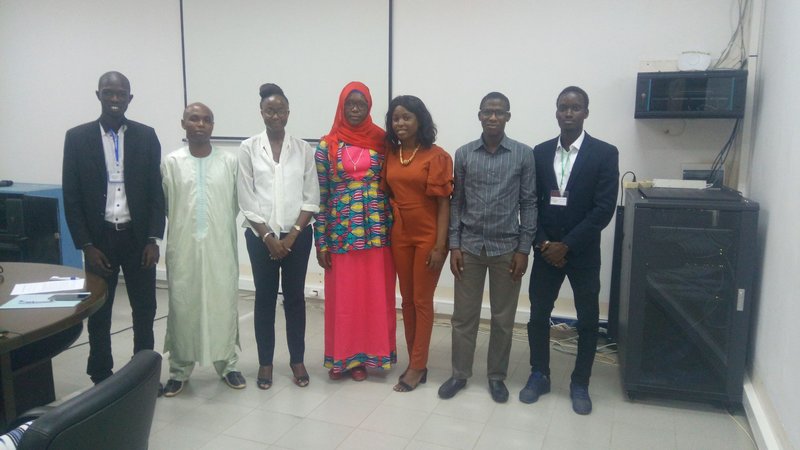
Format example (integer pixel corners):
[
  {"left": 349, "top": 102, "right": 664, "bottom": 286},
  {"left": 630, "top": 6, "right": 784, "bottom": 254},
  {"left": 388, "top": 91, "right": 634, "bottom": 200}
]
[{"left": 238, "top": 83, "right": 320, "bottom": 389}]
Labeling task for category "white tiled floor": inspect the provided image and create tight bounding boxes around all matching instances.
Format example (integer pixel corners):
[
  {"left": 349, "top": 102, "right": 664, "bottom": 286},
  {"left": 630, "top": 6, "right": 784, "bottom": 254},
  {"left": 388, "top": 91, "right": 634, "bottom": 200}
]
[{"left": 50, "top": 283, "right": 757, "bottom": 450}]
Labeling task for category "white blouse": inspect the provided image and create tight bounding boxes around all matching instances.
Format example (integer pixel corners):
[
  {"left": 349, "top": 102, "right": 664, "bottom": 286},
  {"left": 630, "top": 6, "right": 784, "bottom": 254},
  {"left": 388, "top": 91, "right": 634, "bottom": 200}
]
[{"left": 237, "top": 131, "right": 319, "bottom": 233}]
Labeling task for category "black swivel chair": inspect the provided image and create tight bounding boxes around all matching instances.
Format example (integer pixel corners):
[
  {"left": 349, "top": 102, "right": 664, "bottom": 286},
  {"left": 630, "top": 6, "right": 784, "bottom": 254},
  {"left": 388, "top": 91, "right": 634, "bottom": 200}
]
[{"left": 14, "top": 350, "right": 161, "bottom": 450}]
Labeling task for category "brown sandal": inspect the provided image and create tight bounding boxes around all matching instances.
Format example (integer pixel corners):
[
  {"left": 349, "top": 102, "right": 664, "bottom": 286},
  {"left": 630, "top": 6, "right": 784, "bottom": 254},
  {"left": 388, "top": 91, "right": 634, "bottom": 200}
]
[
  {"left": 290, "top": 363, "right": 310, "bottom": 387},
  {"left": 393, "top": 368, "right": 427, "bottom": 392}
]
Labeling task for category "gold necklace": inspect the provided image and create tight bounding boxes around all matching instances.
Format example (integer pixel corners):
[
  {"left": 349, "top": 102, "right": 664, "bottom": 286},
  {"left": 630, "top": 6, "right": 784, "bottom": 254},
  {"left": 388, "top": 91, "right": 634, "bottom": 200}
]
[{"left": 399, "top": 145, "right": 420, "bottom": 166}]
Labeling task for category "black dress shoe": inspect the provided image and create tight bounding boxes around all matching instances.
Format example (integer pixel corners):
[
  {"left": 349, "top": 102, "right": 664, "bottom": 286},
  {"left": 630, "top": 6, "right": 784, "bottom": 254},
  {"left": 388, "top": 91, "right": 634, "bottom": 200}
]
[
  {"left": 438, "top": 377, "right": 467, "bottom": 399},
  {"left": 488, "top": 379, "right": 509, "bottom": 403}
]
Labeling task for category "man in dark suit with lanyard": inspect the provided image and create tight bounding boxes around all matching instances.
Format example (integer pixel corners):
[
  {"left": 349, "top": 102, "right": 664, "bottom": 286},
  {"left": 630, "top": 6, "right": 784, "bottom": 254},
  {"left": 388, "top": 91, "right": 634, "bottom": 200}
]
[
  {"left": 62, "top": 71, "right": 165, "bottom": 384},
  {"left": 519, "top": 86, "right": 618, "bottom": 415}
]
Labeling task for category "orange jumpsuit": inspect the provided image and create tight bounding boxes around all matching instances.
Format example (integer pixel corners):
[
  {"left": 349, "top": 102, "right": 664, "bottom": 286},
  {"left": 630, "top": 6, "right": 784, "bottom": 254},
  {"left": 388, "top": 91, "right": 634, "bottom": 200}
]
[{"left": 383, "top": 145, "right": 453, "bottom": 370}]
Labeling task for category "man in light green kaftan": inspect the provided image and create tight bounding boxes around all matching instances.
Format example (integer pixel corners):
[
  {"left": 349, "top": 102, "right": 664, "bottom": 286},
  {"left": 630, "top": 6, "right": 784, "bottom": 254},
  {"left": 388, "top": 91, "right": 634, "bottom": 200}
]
[{"left": 161, "top": 103, "right": 245, "bottom": 397}]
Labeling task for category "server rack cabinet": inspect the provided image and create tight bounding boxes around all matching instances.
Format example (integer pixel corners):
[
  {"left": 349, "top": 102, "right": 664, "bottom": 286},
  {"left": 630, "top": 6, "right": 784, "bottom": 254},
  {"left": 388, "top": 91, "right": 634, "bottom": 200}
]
[
  {"left": 634, "top": 70, "right": 747, "bottom": 119},
  {"left": 617, "top": 188, "right": 758, "bottom": 406}
]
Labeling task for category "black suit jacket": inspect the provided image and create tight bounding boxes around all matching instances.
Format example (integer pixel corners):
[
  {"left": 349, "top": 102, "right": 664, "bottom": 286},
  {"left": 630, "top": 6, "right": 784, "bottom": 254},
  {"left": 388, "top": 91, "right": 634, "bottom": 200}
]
[
  {"left": 533, "top": 133, "right": 619, "bottom": 268},
  {"left": 62, "top": 119, "right": 165, "bottom": 250}
]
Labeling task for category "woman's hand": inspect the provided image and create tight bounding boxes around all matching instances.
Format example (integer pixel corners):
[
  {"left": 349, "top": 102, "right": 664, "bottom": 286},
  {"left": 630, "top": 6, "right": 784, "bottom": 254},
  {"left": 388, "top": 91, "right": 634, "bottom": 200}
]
[
  {"left": 282, "top": 230, "right": 299, "bottom": 249},
  {"left": 426, "top": 247, "right": 447, "bottom": 272},
  {"left": 316, "top": 249, "right": 332, "bottom": 269},
  {"left": 264, "top": 234, "right": 289, "bottom": 260}
]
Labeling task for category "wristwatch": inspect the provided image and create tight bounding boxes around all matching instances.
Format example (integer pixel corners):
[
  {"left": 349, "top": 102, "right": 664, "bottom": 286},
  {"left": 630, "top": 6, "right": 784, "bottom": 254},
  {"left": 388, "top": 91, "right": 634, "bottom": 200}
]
[{"left": 292, "top": 224, "right": 302, "bottom": 232}]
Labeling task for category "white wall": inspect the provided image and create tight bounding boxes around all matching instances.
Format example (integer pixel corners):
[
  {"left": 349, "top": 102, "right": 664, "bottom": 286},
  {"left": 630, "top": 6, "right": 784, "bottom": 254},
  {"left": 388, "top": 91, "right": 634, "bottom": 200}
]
[
  {"left": 746, "top": 0, "right": 800, "bottom": 446},
  {"left": 181, "top": 0, "right": 390, "bottom": 139},
  {"left": 0, "top": 0, "right": 186, "bottom": 183},
  {"left": 393, "top": 0, "right": 741, "bottom": 313},
  {"left": 0, "top": 0, "right": 757, "bottom": 308}
]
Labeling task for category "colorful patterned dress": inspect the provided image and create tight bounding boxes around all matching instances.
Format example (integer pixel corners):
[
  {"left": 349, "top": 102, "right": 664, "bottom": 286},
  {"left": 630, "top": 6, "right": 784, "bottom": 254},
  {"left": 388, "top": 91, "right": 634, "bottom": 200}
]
[{"left": 314, "top": 140, "right": 396, "bottom": 372}]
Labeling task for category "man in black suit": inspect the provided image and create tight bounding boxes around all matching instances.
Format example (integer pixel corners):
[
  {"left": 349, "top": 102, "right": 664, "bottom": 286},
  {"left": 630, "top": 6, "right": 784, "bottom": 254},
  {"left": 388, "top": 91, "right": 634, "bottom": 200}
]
[
  {"left": 519, "top": 86, "right": 618, "bottom": 415},
  {"left": 62, "top": 71, "right": 165, "bottom": 384}
]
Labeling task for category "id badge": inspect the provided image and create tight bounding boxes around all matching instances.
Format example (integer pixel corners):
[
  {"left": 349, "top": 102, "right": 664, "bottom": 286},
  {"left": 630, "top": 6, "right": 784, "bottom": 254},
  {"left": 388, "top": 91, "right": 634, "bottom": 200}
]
[
  {"left": 550, "top": 190, "right": 568, "bottom": 207},
  {"left": 109, "top": 171, "right": 124, "bottom": 183}
]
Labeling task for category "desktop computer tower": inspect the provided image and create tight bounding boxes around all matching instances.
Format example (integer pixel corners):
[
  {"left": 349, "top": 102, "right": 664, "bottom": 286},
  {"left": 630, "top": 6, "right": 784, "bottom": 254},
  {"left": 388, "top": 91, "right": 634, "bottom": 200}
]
[
  {"left": 0, "top": 193, "right": 61, "bottom": 264},
  {"left": 617, "top": 188, "right": 759, "bottom": 406}
]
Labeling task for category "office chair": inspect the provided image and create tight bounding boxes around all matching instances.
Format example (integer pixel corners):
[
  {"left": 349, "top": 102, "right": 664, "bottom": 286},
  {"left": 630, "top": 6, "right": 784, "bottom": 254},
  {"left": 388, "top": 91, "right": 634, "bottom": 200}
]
[{"left": 14, "top": 350, "right": 161, "bottom": 450}]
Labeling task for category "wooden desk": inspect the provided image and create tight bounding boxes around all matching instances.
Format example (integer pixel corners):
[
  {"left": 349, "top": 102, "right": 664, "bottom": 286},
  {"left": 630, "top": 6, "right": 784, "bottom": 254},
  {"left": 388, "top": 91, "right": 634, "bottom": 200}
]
[{"left": 0, "top": 262, "right": 106, "bottom": 427}]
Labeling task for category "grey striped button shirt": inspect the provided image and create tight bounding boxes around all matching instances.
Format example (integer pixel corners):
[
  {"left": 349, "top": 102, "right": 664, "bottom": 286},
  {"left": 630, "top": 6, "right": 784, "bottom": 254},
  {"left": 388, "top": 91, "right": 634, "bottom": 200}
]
[{"left": 449, "top": 135, "right": 537, "bottom": 257}]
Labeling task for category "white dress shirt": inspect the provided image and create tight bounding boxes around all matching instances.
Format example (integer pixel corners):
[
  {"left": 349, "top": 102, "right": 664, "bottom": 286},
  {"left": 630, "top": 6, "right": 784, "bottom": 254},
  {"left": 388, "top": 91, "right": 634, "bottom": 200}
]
[
  {"left": 554, "top": 130, "right": 585, "bottom": 195},
  {"left": 237, "top": 131, "right": 319, "bottom": 233},
  {"left": 100, "top": 123, "right": 131, "bottom": 224}
]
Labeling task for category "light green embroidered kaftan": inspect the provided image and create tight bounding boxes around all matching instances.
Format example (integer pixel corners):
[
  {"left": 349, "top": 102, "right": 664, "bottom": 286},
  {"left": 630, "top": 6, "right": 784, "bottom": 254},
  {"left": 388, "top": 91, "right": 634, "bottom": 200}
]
[{"left": 162, "top": 147, "right": 240, "bottom": 369}]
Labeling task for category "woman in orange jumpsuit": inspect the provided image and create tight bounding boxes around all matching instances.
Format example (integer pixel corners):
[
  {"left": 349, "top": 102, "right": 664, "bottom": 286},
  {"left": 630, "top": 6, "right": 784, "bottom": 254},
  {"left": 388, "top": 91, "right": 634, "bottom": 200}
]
[{"left": 383, "top": 95, "right": 453, "bottom": 392}]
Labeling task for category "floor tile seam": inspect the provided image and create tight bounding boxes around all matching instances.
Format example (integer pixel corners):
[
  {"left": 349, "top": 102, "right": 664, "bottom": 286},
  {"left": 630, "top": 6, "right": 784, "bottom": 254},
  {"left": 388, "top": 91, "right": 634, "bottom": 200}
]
[
  {"left": 270, "top": 416, "right": 337, "bottom": 448},
  {"left": 171, "top": 405, "right": 258, "bottom": 434},
  {"left": 500, "top": 403, "right": 557, "bottom": 431},
  {"left": 357, "top": 405, "right": 433, "bottom": 439},
  {"left": 194, "top": 398, "right": 260, "bottom": 416},
  {"left": 257, "top": 400, "right": 327, "bottom": 419},
  {"left": 217, "top": 429, "right": 277, "bottom": 447},
  {"left": 378, "top": 395, "right": 442, "bottom": 414},
  {"left": 409, "top": 418, "right": 487, "bottom": 450},
  {"left": 541, "top": 427, "right": 614, "bottom": 448},
  {"left": 474, "top": 420, "right": 550, "bottom": 449},
  {"left": 149, "top": 421, "right": 220, "bottom": 440},
  {"left": 307, "top": 393, "right": 386, "bottom": 428},
  {"left": 279, "top": 417, "right": 355, "bottom": 447},
  {"left": 610, "top": 414, "right": 678, "bottom": 433}
]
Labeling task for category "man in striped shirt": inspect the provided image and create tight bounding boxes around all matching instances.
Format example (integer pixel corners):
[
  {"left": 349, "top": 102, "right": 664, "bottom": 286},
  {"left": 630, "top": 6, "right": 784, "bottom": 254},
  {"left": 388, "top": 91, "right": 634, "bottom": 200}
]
[{"left": 439, "top": 92, "right": 537, "bottom": 403}]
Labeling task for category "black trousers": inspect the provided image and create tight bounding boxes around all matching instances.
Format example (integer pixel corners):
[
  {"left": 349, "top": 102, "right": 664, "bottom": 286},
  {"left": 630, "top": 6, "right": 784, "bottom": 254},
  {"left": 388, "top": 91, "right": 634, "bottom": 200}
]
[
  {"left": 244, "top": 226, "right": 312, "bottom": 366},
  {"left": 527, "top": 256, "right": 600, "bottom": 386},
  {"left": 86, "top": 228, "right": 156, "bottom": 383}
]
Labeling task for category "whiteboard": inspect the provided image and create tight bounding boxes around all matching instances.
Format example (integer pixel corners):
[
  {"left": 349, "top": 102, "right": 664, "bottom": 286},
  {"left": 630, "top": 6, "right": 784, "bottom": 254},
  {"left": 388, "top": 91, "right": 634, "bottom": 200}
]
[{"left": 182, "top": 0, "right": 390, "bottom": 140}]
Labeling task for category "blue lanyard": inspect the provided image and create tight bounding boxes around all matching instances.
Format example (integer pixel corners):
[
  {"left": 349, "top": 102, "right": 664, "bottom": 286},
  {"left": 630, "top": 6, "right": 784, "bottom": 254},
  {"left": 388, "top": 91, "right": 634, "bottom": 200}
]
[{"left": 108, "top": 129, "right": 120, "bottom": 163}]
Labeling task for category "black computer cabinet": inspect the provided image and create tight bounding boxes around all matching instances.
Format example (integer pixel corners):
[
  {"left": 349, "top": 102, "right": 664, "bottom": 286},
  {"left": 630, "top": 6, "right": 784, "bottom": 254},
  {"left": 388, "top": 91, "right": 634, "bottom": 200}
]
[
  {"left": 0, "top": 193, "right": 61, "bottom": 265},
  {"left": 617, "top": 188, "right": 759, "bottom": 406}
]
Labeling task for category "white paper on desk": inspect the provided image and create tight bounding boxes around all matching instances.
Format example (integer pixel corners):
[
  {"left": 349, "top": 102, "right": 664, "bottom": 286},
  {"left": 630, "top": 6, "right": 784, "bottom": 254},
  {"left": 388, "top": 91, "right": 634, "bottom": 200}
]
[
  {"left": 10, "top": 279, "right": 85, "bottom": 295},
  {"left": 0, "top": 294, "right": 82, "bottom": 309}
]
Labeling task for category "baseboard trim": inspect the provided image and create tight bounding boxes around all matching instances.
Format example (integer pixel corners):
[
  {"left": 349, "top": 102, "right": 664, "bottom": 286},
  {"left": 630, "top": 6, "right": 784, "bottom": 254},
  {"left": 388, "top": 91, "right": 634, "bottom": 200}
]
[
  {"left": 155, "top": 269, "right": 595, "bottom": 325},
  {"left": 743, "top": 375, "right": 785, "bottom": 450}
]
